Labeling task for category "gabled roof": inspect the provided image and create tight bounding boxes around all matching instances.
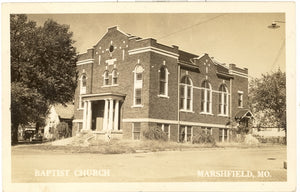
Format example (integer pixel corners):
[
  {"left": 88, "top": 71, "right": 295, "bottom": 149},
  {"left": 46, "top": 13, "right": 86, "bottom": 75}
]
[
  {"left": 178, "top": 50, "right": 198, "bottom": 65},
  {"left": 235, "top": 109, "right": 254, "bottom": 120},
  {"left": 54, "top": 104, "right": 74, "bottom": 119}
]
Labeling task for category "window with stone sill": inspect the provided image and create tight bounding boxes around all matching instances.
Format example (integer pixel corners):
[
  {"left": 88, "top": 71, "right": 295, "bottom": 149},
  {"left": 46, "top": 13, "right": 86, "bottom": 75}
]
[
  {"left": 159, "top": 66, "right": 168, "bottom": 96},
  {"left": 180, "top": 76, "right": 193, "bottom": 111},
  {"left": 200, "top": 80, "right": 212, "bottom": 114},
  {"left": 80, "top": 74, "right": 87, "bottom": 94},
  {"left": 179, "top": 125, "right": 192, "bottom": 143},
  {"left": 238, "top": 92, "right": 243, "bottom": 108},
  {"left": 219, "top": 84, "right": 228, "bottom": 115},
  {"left": 103, "top": 71, "right": 109, "bottom": 86},
  {"left": 132, "top": 122, "right": 141, "bottom": 140},
  {"left": 157, "top": 123, "right": 170, "bottom": 140},
  {"left": 112, "top": 69, "right": 118, "bottom": 85},
  {"left": 133, "top": 65, "right": 144, "bottom": 106}
]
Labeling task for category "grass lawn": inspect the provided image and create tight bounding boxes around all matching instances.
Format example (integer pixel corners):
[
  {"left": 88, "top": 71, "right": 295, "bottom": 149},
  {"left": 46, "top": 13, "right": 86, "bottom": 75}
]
[{"left": 12, "top": 137, "right": 286, "bottom": 155}]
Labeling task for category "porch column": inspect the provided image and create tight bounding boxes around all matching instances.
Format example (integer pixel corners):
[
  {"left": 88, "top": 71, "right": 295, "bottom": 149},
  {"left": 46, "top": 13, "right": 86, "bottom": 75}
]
[
  {"left": 222, "top": 129, "right": 225, "bottom": 142},
  {"left": 103, "top": 99, "right": 109, "bottom": 130},
  {"left": 108, "top": 99, "right": 114, "bottom": 130},
  {"left": 114, "top": 100, "right": 119, "bottom": 131},
  {"left": 82, "top": 101, "right": 87, "bottom": 130},
  {"left": 184, "top": 126, "right": 187, "bottom": 142},
  {"left": 86, "top": 100, "right": 92, "bottom": 130}
]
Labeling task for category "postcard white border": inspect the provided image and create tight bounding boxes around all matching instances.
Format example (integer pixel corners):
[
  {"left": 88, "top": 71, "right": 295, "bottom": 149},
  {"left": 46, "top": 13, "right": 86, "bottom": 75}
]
[{"left": 1, "top": 2, "right": 296, "bottom": 192}]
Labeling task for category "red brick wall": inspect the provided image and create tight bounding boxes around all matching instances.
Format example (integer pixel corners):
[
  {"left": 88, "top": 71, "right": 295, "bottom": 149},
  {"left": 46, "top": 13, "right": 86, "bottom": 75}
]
[
  {"left": 179, "top": 54, "right": 231, "bottom": 125},
  {"left": 148, "top": 52, "right": 178, "bottom": 121},
  {"left": 73, "top": 27, "right": 249, "bottom": 141}
]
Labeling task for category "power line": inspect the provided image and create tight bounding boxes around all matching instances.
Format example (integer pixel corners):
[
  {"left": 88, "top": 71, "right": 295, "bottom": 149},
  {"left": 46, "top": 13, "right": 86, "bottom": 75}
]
[
  {"left": 271, "top": 38, "right": 285, "bottom": 71},
  {"left": 157, "top": 14, "right": 226, "bottom": 40}
]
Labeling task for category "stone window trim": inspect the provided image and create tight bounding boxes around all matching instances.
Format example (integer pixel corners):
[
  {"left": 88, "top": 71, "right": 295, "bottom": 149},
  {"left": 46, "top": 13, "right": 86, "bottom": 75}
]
[{"left": 199, "top": 112, "right": 214, "bottom": 116}]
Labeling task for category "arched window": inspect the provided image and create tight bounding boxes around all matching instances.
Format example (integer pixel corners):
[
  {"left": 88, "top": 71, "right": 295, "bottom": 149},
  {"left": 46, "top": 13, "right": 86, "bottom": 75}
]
[
  {"left": 133, "top": 65, "right": 144, "bottom": 106},
  {"left": 103, "top": 71, "right": 109, "bottom": 86},
  {"left": 80, "top": 74, "right": 87, "bottom": 94},
  {"left": 219, "top": 84, "right": 228, "bottom": 115},
  {"left": 200, "top": 80, "right": 212, "bottom": 113},
  {"left": 180, "top": 76, "right": 193, "bottom": 111},
  {"left": 159, "top": 66, "right": 168, "bottom": 96},
  {"left": 112, "top": 69, "right": 118, "bottom": 85},
  {"left": 79, "top": 74, "right": 87, "bottom": 109}
]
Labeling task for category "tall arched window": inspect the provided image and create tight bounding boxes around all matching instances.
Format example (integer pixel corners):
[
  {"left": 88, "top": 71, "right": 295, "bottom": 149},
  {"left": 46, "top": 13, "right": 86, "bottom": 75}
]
[
  {"left": 133, "top": 65, "right": 144, "bottom": 106},
  {"left": 79, "top": 74, "right": 87, "bottom": 109},
  {"left": 219, "top": 84, "right": 228, "bottom": 115},
  {"left": 180, "top": 76, "right": 193, "bottom": 111},
  {"left": 80, "top": 74, "right": 87, "bottom": 94},
  {"left": 112, "top": 69, "right": 118, "bottom": 85},
  {"left": 103, "top": 71, "right": 109, "bottom": 86},
  {"left": 200, "top": 80, "right": 212, "bottom": 113},
  {"left": 159, "top": 66, "right": 168, "bottom": 96}
]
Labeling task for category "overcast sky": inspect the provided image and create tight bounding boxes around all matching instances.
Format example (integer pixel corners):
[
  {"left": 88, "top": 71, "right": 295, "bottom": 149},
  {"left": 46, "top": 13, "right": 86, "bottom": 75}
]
[{"left": 28, "top": 13, "right": 285, "bottom": 79}]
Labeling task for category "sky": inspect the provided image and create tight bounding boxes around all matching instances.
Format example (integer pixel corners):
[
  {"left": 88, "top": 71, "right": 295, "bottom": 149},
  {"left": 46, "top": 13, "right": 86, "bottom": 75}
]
[{"left": 28, "top": 13, "right": 285, "bottom": 79}]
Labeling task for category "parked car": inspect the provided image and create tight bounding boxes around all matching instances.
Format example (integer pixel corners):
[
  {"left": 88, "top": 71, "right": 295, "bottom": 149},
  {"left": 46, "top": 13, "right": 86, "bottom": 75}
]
[
  {"left": 23, "top": 128, "right": 35, "bottom": 142},
  {"left": 32, "top": 133, "right": 43, "bottom": 142}
]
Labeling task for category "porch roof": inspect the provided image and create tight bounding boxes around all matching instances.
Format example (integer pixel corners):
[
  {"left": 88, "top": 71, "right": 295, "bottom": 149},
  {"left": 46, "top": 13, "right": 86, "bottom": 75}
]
[
  {"left": 235, "top": 109, "right": 254, "bottom": 120},
  {"left": 81, "top": 92, "right": 126, "bottom": 101}
]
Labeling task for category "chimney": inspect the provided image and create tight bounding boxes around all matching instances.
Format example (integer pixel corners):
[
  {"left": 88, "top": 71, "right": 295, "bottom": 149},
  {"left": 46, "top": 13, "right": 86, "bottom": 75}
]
[
  {"left": 108, "top": 26, "right": 118, "bottom": 32},
  {"left": 229, "top": 64, "right": 236, "bottom": 69}
]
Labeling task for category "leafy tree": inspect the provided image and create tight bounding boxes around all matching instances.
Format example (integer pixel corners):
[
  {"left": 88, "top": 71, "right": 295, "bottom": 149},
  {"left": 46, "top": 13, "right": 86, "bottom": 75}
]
[
  {"left": 10, "top": 14, "right": 78, "bottom": 144},
  {"left": 249, "top": 69, "right": 286, "bottom": 130}
]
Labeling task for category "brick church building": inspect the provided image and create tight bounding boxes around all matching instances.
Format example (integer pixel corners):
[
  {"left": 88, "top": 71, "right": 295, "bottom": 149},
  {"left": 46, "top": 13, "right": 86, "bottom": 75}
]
[{"left": 72, "top": 26, "right": 253, "bottom": 142}]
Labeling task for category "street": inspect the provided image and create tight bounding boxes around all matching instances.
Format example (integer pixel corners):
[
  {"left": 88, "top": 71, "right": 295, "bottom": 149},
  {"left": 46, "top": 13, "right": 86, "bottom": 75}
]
[{"left": 11, "top": 146, "right": 287, "bottom": 182}]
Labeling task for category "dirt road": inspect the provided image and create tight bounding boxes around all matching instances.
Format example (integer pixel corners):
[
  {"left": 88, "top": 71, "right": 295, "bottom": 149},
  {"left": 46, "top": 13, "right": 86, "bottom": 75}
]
[{"left": 11, "top": 146, "right": 286, "bottom": 182}]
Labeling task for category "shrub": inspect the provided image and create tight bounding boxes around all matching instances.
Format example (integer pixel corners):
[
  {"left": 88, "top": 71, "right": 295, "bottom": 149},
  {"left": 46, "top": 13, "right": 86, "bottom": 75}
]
[
  {"left": 55, "top": 122, "right": 71, "bottom": 139},
  {"left": 143, "top": 127, "right": 168, "bottom": 141},
  {"left": 253, "top": 135, "right": 285, "bottom": 144},
  {"left": 230, "top": 129, "right": 246, "bottom": 143},
  {"left": 236, "top": 125, "right": 250, "bottom": 135},
  {"left": 192, "top": 131, "right": 216, "bottom": 145}
]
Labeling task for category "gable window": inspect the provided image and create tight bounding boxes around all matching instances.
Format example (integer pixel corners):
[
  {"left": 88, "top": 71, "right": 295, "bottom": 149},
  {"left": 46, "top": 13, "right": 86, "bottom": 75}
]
[
  {"left": 180, "top": 76, "right": 193, "bottom": 111},
  {"left": 219, "top": 84, "right": 228, "bottom": 115},
  {"left": 159, "top": 66, "right": 168, "bottom": 96},
  {"left": 112, "top": 70, "right": 118, "bottom": 85},
  {"left": 238, "top": 91, "right": 243, "bottom": 108},
  {"left": 200, "top": 80, "right": 212, "bottom": 114},
  {"left": 133, "top": 65, "right": 144, "bottom": 107},
  {"left": 103, "top": 71, "right": 109, "bottom": 86}
]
